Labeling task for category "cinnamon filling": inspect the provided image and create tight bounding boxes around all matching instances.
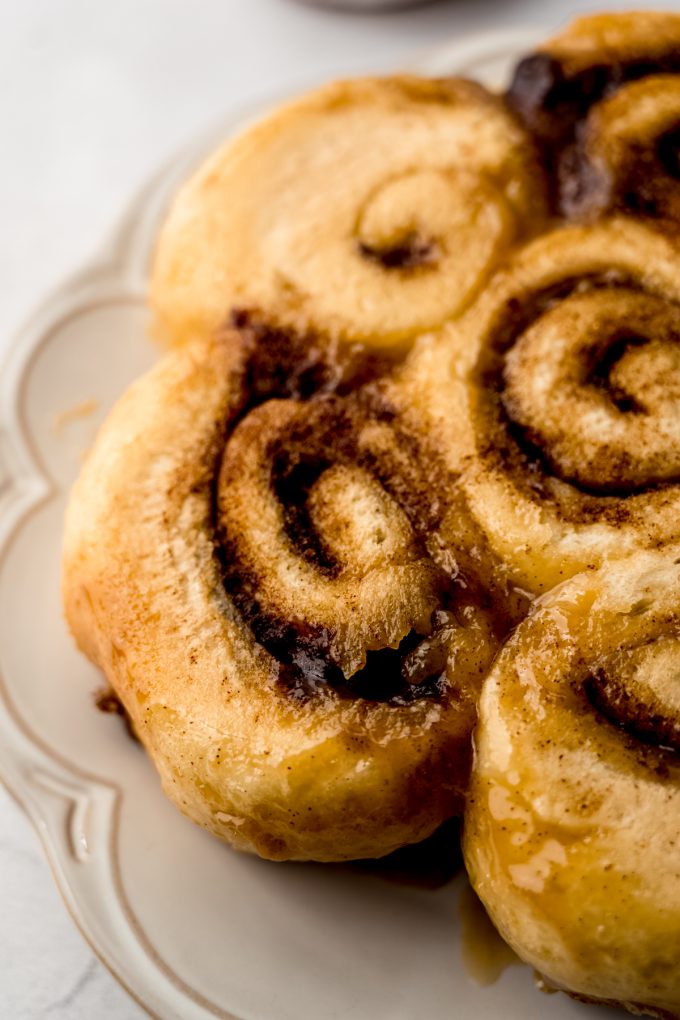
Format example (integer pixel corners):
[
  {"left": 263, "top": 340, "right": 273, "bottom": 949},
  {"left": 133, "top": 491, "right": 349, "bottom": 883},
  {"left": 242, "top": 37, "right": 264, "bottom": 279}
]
[
  {"left": 275, "top": 617, "right": 455, "bottom": 706},
  {"left": 358, "top": 233, "right": 438, "bottom": 271},
  {"left": 508, "top": 51, "right": 680, "bottom": 213},
  {"left": 230, "top": 309, "right": 395, "bottom": 404},
  {"left": 473, "top": 275, "right": 680, "bottom": 506},
  {"left": 209, "top": 321, "right": 486, "bottom": 706},
  {"left": 509, "top": 52, "right": 680, "bottom": 148},
  {"left": 585, "top": 669, "right": 680, "bottom": 756},
  {"left": 585, "top": 331, "right": 649, "bottom": 414},
  {"left": 656, "top": 125, "right": 680, "bottom": 179}
]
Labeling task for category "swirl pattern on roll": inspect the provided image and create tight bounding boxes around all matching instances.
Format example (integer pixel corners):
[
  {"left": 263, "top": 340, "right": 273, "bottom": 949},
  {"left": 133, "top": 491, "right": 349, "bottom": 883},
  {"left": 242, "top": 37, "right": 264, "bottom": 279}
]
[
  {"left": 388, "top": 218, "right": 680, "bottom": 594},
  {"left": 464, "top": 550, "right": 680, "bottom": 1018},
  {"left": 62, "top": 327, "right": 502, "bottom": 862},
  {"left": 508, "top": 11, "right": 680, "bottom": 223},
  {"left": 150, "top": 76, "right": 546, "bottom": 353}
]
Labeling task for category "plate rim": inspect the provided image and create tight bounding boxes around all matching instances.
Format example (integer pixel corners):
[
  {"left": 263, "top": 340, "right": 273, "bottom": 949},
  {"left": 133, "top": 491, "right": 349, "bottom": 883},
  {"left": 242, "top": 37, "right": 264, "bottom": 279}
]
[{"left": 0, "top": 27, "right": 544, "bottom": 1020}]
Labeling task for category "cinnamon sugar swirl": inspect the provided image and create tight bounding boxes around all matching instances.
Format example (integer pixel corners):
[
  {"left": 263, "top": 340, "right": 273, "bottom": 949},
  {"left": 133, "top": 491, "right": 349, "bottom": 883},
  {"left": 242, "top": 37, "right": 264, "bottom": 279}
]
[
  {"left": 389, "top": 218, "right": 680, "bottom": 594},
  {"left": 464, "top": 549, "right": 680, "bottom": 1019},
  {"left": 62, "top": 330, "right": 502, "bottom": 862},
  {"left": 150, "top": 76, "right": 546, "bottom": 354},
  {"left": 508, "top": 11, "right": 680, "bottom": 225}
]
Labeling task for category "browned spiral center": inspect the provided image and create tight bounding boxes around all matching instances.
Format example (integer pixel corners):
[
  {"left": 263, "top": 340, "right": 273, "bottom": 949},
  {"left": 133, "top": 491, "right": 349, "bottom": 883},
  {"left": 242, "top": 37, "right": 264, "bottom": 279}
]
[
  {"left": 585, "top": 632, "right": 680, "bottom": 755},
  {"left": 475, "top": 276, "right": 680, "bottom": 500},
  {"left": 501, "top": 287, "right": 680, "bottom": 493},
  {"left": 211, "top": 329, "right": 498, "bottom": 705}
]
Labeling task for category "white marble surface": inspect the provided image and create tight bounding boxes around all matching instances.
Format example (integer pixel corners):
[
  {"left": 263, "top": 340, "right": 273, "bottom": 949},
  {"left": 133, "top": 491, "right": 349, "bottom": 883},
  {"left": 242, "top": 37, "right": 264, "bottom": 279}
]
[{"left": 2, "top": 1, "right": 680, "bottom": 1017}]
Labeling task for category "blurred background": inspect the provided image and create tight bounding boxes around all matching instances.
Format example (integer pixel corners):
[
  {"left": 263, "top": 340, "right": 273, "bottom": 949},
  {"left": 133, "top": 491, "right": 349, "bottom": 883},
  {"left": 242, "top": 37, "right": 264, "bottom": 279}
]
[{"left": 1, "top": 1, "right": 679, "bottom": 1017}]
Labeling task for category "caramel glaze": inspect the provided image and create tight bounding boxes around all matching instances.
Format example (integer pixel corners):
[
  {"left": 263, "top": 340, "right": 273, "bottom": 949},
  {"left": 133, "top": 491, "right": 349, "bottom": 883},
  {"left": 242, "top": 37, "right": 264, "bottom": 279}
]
[
  {"left": 508, "top": 52, "right": 680, "bottom": 214},
  {"left": 459, "top": 882, "right": 520, "bottom": 986},
  {"left": 473, "top": 272, "right": 680, "bottom": 512},
  {"left": 211, "top": 313, "right": 504, "bottom": 707}
]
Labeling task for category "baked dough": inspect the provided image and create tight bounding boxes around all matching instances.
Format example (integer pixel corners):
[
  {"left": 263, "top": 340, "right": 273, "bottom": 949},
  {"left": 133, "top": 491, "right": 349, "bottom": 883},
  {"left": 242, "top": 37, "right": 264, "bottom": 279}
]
[
  {"left": 464, "top": 548, "right": 680, "bottom": 1019},
  {"left": 62, "top": 331, "right": 501, "bottom": 861},
  {"left": 508, "top": 11, "right": 680, "bottom": 223},
  {"left": 150, "top": 76, "right": 545, "bottom": 353},
  {"left": 387, "top": 218, "right": 680, "bottom": 594}
]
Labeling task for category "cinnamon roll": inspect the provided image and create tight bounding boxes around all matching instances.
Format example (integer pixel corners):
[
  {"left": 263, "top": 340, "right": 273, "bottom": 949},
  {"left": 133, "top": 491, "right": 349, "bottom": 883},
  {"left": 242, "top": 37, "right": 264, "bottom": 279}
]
[
  {"left": 62, "top": 330, "right": 501, "bottom": 862},
  {"left": 150, "top": 76, "right": 546, "bottom": 354},
  {"left": 464, "top": 548, "right": 680, "bottom": 1019},
  {"left": 390, "top": 218, "right": 680, "bottom": 595},
  {"left": 508, "top": 11, "right": 680, "bottom": 223}
]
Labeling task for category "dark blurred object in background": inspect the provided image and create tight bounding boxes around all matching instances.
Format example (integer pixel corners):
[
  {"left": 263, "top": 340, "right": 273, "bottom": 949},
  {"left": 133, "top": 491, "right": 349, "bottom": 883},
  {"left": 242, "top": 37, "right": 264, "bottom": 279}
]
[{"left": 295, "top": 0, "right": 440, "bottom": 11}]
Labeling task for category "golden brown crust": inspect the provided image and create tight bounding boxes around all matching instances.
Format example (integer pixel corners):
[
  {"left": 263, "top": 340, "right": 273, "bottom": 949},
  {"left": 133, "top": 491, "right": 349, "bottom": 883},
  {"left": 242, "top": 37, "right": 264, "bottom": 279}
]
[
  {"left": 464, "top": 549, "right": 680, "bottom": 1018},
  {"left": 536, "top": 11, "right": 680, "bottom": 71},
  {"left": 150, "top": 75, "right": 546, "bottom": 353},
  {"left": 62, "top": 332, "right": 501, "bottom": 861}
]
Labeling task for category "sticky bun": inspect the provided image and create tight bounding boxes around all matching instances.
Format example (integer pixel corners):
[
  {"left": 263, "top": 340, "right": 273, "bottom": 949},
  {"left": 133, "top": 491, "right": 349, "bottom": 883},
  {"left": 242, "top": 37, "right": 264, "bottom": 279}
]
[
  {"left": 388, "top": 218, "right": 680, "bottom": 594},
  {"left": 150, "top": 76, "right": 545, "bottom": 354},
  {"left": 465, "top": 549, "right": 680, "bottom": 1018},
  {"left": 62, "top": 330, "right": 503, "bottom": 861}
]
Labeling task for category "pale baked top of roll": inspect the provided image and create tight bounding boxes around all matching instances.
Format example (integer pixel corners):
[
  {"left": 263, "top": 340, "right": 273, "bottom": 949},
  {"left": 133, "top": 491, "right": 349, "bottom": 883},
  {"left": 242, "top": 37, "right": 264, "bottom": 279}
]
[{"left": 150, "top": 76, "right": 546, "bottom": 353}]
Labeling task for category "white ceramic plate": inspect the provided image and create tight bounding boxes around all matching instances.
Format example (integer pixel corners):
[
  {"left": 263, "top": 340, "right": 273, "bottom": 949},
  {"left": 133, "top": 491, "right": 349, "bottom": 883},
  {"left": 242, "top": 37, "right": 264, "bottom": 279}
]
[{"left": 0, "top": 29, "right": 627, "bottom": 1020}]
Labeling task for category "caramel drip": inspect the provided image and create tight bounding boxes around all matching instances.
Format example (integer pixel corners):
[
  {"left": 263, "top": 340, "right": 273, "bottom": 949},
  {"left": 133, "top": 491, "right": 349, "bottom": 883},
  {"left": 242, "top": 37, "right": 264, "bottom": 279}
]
[
  {"left": 463, "top": 550, "right": 680, "bottom": 1015},
  {"left": 459, "top": 883, "right": 520, "bottom": 986},
  {"left": 94, "top": 685, "right": 139, "bottom": 742}
]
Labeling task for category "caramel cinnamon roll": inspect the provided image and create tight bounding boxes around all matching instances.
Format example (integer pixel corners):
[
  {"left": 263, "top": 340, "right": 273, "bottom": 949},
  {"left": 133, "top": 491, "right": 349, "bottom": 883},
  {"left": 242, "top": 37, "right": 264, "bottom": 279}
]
[
  {"left": 464, "top": 549, "right": 680, "bottom": 1018},
  {"left": 62, "top": 331, "right": 500, "bottom": 862},
  {"left": 150, "top": 76, "right": 546, "bottom": 354},
  {"left": 387, "top": 218, "right": 680, "bottom": 595},
  {"left": 508, "top": 11, "right": 680, "bottom": 223}
]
